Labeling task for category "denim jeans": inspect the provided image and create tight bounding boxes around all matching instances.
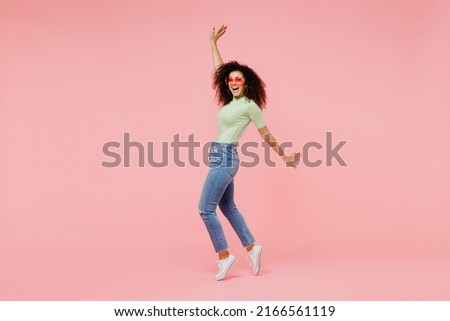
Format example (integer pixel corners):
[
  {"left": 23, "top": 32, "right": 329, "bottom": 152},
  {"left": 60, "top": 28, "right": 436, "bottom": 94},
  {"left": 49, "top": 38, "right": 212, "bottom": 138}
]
[{"left": 198, "top": 142, "right": 255, "bottom": 253}]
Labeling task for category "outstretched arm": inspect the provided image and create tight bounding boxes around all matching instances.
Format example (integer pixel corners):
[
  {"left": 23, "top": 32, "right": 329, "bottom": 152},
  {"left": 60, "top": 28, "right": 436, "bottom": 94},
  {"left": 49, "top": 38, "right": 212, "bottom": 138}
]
[
  {"left": 258, "top": 125, "right": 302, "bottom": 169},
  {"left": 210, "top": 25, "right": 227, "bottom": 70}
]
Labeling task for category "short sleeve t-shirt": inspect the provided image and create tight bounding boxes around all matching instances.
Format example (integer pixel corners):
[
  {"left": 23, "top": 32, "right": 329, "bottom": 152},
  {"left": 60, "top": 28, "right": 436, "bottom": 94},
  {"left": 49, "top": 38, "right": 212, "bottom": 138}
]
[{"left": 216, "top": 96, "right": 266, "bottom": 144}]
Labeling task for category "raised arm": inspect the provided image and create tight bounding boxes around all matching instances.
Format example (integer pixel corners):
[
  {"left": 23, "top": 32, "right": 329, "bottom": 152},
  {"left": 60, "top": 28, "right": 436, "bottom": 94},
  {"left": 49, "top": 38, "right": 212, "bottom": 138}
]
[
  {"left": 258, "top": 126, "right": 302, "bottom": 169},
  {"left": 210, "top": 25, "right": 227, "bottom": 70}
]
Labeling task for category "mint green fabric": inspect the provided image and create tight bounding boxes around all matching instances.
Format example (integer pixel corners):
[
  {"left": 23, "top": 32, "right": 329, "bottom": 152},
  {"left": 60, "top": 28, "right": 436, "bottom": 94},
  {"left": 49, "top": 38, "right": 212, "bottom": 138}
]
[{"left": 216, "top": 96, "right": 266, "bottom": 144}]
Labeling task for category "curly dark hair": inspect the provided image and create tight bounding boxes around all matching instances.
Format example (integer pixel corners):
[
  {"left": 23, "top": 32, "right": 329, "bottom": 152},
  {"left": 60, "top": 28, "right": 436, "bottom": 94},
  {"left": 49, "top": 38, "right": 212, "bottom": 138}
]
[{"left": 212, "top": 60, "right": 267, "bottom": 109}]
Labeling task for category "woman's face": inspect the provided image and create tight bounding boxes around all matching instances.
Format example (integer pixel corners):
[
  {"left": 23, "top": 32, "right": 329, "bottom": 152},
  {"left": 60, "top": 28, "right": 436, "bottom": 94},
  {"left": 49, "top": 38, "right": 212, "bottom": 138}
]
[{"left": 227, "top": 70, "right": 246, "bottom": 98}]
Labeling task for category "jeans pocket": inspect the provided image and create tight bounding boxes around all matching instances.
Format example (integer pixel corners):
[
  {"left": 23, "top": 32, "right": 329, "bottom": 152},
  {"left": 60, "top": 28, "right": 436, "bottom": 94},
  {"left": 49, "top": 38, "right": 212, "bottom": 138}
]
[{"left": 208, "top": 155, "right": 222, "bottom": 167}]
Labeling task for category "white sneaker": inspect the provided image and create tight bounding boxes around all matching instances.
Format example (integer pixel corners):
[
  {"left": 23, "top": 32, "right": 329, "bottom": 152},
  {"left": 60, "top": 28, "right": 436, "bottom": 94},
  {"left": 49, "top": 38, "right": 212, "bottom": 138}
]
[
  {"left": 214, "top": 254, "right": 237, "bottom": 281},
  {"left": 247, "top": 245, "right": 263, "bottom": 275}
]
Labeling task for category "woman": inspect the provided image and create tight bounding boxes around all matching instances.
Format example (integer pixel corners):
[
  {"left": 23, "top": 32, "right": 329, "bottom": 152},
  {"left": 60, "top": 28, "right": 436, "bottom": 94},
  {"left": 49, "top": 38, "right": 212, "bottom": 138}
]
[{"left": 198, "top": 25, "right": 301, "bottom": 281}]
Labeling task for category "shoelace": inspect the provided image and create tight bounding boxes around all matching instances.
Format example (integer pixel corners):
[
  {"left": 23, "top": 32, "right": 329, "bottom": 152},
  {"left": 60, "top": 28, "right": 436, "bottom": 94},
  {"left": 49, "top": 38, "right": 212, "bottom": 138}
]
[
  {"left": 247, "top": 252, "right": 258, "bottom": 268},
  {"left": 216, "top": 260, "right": 226, "bottom": 273}
]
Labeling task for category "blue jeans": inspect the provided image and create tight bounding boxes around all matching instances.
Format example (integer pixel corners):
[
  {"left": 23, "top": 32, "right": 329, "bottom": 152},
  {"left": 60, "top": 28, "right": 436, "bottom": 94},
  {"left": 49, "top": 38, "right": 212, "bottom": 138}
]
[{"left": 198, "top": 142, "right": 255, "bottom": 253}]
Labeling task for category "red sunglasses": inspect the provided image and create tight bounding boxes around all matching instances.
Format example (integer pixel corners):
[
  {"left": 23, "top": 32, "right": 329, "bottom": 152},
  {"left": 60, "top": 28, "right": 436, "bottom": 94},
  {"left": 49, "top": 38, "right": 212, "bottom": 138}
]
[{"left": 226, "top": 76, "right": 244, "bottom": 84}]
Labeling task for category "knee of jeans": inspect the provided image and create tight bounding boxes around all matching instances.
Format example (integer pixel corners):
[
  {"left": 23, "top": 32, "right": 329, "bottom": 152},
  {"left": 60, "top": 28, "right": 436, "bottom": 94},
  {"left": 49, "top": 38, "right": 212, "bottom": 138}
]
[
  {"left": 219, "top": 201, "right": 237, "bottom": 215},
  {"left": 198, "top": 205, "right": 211, "bottom": 218},
  {"left": 199, "top": 209, "right": 214, "bottom": 224}
]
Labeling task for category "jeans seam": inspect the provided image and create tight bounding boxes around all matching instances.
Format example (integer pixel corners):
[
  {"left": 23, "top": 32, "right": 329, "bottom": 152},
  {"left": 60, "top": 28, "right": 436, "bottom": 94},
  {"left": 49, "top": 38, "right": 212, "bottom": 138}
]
[{"left": 200, "top": 168, "right": 224, "bottom": 251}]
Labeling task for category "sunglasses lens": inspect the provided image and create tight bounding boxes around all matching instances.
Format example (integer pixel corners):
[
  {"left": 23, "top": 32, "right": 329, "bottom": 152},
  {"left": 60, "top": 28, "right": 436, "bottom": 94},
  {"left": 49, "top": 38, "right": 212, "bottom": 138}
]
[{"left": 227, "top": 77, "right": 243, "bottom": 83}]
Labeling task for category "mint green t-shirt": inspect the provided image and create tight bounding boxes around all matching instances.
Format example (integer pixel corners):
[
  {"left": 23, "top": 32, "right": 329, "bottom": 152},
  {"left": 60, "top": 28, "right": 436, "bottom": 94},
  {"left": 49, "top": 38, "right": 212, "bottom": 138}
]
[{"left": 216, "top": 96, "right": 266, "bottom": 144}]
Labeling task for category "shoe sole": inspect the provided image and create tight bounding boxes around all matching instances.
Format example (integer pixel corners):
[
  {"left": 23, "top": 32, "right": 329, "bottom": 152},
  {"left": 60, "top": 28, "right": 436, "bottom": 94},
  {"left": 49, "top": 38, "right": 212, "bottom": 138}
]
[
  {"left": 214, "top": 256, "right": 237, "bottom": 281},
  {"left": 251, "top": 245, "right": 263, "bottom": 276}
]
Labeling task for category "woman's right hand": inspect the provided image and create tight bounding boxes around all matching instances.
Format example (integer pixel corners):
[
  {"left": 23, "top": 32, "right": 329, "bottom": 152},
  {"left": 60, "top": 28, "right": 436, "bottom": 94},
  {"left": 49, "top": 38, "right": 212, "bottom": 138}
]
[
  {"left": 282, "top": 152, "right": 302, "bottom": 169},
  {"left": 210, "top": 25, "right": 227, "bottom": 43}
]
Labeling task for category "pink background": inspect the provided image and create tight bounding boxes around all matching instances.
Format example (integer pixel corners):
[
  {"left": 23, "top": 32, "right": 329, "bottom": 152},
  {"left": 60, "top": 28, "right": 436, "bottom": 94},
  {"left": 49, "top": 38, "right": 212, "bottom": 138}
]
[{"left": 1, "top": 0, "right": 449, "bottom": 300}]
